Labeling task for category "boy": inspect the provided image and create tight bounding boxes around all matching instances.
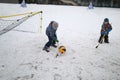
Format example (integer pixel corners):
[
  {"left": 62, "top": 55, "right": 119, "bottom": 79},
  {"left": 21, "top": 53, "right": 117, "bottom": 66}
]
[
  {"left": 98, "top": 18, "right": 112, "bottom": 43},
  {"left": 43, "top": 21, "right": 59, "bottom": 52}
]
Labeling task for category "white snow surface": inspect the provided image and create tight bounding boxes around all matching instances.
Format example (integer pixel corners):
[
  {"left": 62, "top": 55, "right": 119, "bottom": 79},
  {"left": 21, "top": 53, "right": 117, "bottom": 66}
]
[{"left": 0, "top": 3, "right": 120, "bottom": 80}]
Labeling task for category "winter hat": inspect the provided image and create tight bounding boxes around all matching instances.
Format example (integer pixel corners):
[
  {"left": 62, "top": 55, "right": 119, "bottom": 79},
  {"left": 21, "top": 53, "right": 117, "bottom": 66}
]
[
  {"left": 51, "top": 21, "right": 58, "bottom": 30},
  {"left": 104, "top": 18, "right": 109, "bottom": 22}
]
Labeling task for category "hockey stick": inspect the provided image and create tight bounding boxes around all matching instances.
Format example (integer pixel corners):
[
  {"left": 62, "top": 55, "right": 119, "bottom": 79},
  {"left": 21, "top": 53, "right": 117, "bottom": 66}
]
[
  {"left": 55, "top": 42, "right": 60, "bottom": 58},
  {"left": 96, "top": 35, "right": 105, "bottom": 48}
]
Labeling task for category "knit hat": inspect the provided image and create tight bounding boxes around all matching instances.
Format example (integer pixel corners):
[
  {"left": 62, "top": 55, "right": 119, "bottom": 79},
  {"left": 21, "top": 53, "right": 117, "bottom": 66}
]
[
  {"left": 51, "top": 21, "right": 58, "bottom": 30},
  {"left": 104, "top": 18, "right": 109, "bottom": 22}
]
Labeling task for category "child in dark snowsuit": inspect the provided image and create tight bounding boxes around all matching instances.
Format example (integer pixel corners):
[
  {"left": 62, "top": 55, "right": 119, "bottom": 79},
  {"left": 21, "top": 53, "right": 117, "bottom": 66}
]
[
  {"left": 98, "top": 18, "right": 112, "bottom": 43},
  {"left": 43, "top": 21, "right": 59, "bottom": 52}
]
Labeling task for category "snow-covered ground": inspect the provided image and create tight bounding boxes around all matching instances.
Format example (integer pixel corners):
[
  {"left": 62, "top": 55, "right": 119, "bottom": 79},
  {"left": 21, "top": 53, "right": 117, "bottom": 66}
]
[{"left": 0, "top": 3, "right": 120, "bottom": 80}]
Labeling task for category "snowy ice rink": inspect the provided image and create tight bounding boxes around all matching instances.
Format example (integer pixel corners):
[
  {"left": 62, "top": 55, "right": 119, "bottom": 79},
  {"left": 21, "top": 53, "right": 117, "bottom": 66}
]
[{"left": 0, "top": 3, "right": 120, "bottom": 80}]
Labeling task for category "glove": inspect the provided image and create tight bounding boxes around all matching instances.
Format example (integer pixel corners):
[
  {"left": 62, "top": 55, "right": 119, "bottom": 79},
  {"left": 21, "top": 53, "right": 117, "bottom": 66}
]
[
  {"left": 55, "top": 38, "right": 59, "bottom": 43},
  {"left": 107, "top": 29, "right": 111, "bottom": 33}
]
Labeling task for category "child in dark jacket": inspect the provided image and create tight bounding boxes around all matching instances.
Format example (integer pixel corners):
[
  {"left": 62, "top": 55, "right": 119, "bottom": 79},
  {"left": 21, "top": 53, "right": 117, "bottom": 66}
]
[
  {"left": 43, "top": 21, "right": 59, "bottom": 52},
  {"left": 98, "top": 18, "right": 112, "bottom": 43}
]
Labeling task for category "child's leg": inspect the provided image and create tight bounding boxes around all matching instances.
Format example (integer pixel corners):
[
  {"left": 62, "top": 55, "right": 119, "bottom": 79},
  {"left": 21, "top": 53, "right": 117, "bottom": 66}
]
[
  {"left": 43, "top": 36, "right": 53, "bottom": 52},
  {"left": 51, "top": 35, "right": 57, "bottom": 48},
  {"left": 45, "top": 36, "right": 53, "bottom": 47},
  {"left": 51, "top": 40, "right": 57, "bottom": 48},
  {"left": 104, "top": 35, "right": 109, "bottom": 43}
]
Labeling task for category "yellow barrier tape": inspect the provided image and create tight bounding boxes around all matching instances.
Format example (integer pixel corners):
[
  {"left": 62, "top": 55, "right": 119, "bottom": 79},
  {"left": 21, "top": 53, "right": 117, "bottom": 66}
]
[{"left": 0, "top": 11, "right": 42, "bottom": 18}]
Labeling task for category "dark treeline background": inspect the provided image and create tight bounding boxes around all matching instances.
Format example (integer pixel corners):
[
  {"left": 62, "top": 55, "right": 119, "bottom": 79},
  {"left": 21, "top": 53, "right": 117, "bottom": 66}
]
[
  {"left": 20, "top": 0, "right": 120, "bottom": 8},
  {"left": 0, "top": 0, "right": 120, "bottom": 8}
]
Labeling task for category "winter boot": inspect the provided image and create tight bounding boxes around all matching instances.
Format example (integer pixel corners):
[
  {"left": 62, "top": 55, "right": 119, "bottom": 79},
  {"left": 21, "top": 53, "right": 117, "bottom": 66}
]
[
  {"left": 43, "top": 46, "right": 49, "bottom": 52},
  {"left": 51, "top": 44, "right": 57, "bottom": 48}
]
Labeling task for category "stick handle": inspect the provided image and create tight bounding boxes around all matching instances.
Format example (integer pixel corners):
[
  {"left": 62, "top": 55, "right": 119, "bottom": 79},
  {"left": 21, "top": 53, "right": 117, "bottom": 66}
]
[{"left": 96, "top": 35, "right": 105, "bottom": 48}]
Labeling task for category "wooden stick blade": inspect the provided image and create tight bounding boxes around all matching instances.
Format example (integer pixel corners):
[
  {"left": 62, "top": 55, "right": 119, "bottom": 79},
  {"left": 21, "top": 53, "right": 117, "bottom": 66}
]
[{"left": 96, "top": 46, "right": 98, "bottom": 48}]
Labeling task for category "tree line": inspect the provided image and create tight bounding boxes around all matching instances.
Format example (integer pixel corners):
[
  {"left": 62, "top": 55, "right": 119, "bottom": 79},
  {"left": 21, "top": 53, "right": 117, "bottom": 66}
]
[{"left": 19, "top": 0, "right": 120, "bottom": 8}]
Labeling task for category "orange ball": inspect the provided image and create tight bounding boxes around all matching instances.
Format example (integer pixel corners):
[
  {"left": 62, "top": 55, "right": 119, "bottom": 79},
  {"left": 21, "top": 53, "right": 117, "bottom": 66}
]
[{"left": 58, "top": 46, "right": 66, "bottom": 54}]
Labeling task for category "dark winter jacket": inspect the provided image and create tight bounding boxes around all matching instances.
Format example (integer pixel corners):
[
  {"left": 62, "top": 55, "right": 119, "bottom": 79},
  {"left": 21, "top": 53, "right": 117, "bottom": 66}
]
[
  {"left": 101, "top": 23, "right": 112, "bottom": 35},
  {"left": 46, "top": 21, "right": 58, "bottom": 40}
]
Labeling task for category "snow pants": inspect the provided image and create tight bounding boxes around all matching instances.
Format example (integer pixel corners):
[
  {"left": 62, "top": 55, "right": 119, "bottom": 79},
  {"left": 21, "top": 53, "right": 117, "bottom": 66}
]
[
  {"left": 98, "top": 34, "right": 109, "bottom": 43},
  {"left": 45, "top": 35, "right": 56, "bottom": 48}
]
